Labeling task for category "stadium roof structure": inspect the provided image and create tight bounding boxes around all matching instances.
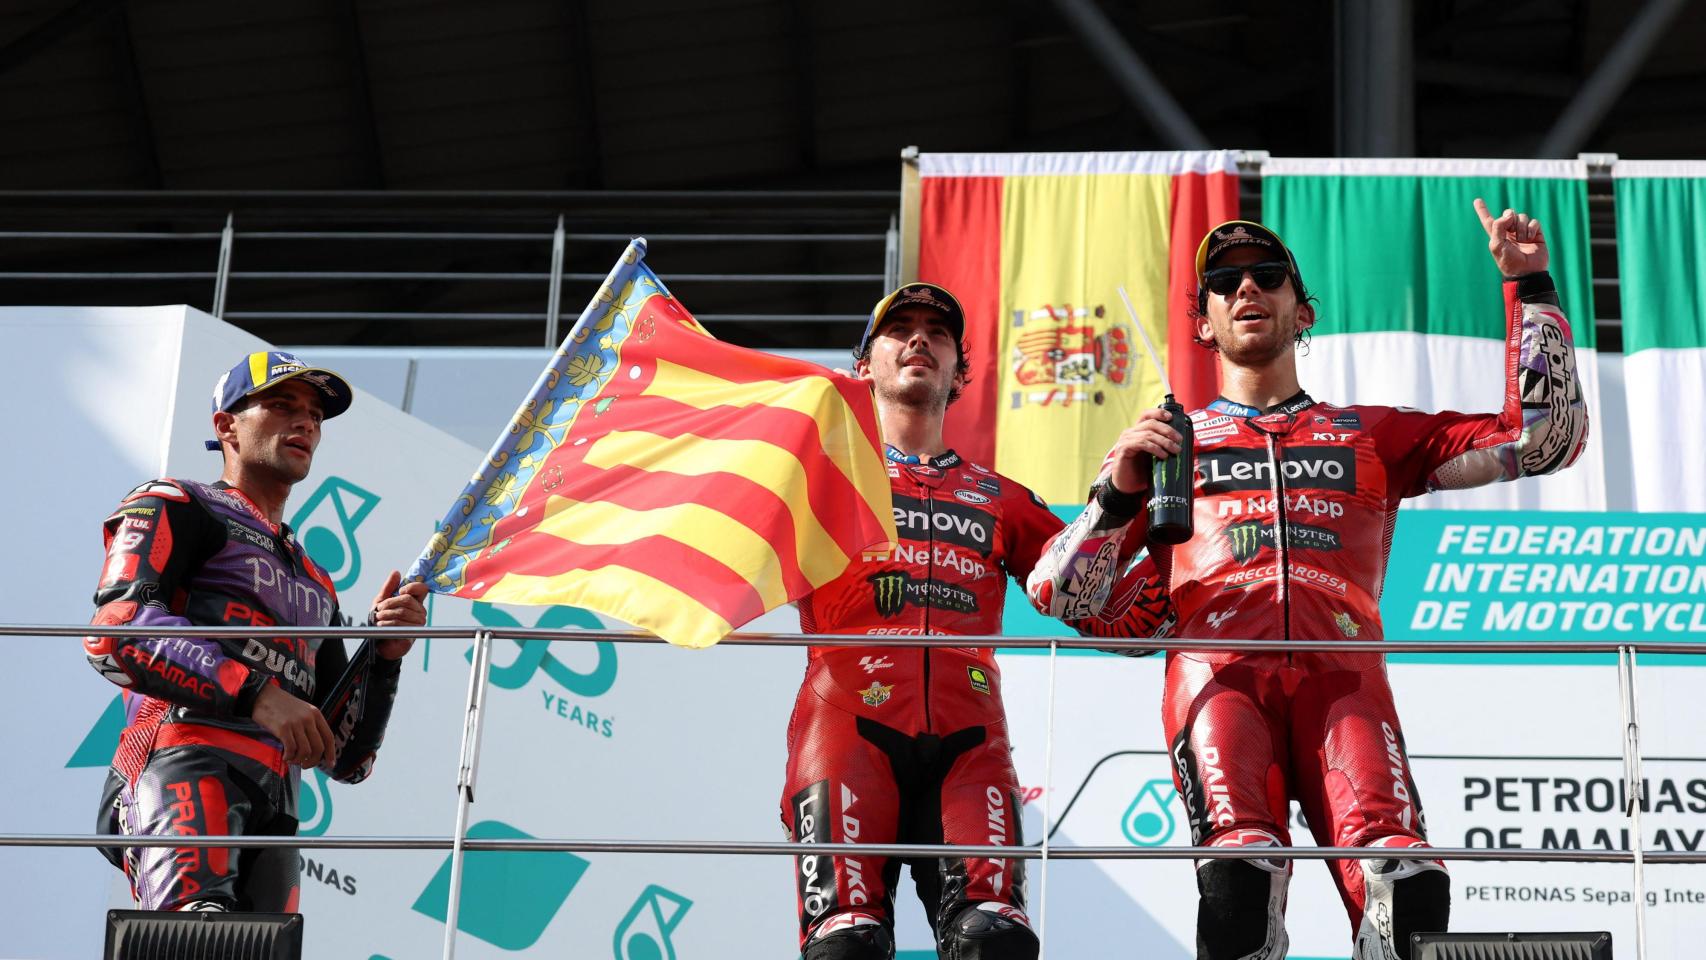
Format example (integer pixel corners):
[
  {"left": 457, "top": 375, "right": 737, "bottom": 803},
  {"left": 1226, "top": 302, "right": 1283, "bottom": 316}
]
[{"left": 0, "top": 0, "right": 1700, "bottom": 348}]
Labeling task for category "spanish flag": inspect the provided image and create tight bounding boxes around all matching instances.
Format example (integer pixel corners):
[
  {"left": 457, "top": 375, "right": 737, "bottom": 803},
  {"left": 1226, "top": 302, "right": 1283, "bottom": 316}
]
[
  {"left": 917, "top": 151, "right": 1239, "bottom": 503},
  {"left": 411, "top": 240, "right": 896, "bottom": 648}
]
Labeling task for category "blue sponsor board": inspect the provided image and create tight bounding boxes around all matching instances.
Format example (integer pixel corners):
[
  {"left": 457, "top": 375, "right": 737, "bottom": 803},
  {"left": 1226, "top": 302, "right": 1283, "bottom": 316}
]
[
  {"left": 1002, "top": 508, "right": 1706, "bottom": 666},
  {"left": 1384, "top": 510, "right": 1706, "bottom": 665}
]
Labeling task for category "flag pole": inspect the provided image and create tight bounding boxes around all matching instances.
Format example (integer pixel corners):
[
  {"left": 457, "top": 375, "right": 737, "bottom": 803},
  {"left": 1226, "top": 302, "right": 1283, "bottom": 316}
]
[{"left": 408, "top": 238, "right": 650, "bottom": 589}]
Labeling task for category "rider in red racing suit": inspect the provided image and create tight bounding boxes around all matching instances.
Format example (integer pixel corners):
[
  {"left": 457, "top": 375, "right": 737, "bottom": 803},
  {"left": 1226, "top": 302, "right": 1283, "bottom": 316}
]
[
  {"left": 1027, "top": 209, "right": 1589, "bottom": 960},
  {"left": 786, "top": 444, "right": 1060, "bottom": 959},
  {"left": 782, "top": 283, "right": 1142, "bottom": 960}
]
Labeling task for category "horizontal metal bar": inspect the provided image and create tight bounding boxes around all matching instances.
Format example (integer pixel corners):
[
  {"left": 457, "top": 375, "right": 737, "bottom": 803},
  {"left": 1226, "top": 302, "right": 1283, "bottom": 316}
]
[
  {"left": 0, "top": 271, "right": 883, "bottom": 283},
  {"left": 696, "top": 313, "right": 865, "bottom": 323},
  {"left": 5, "top": 834, "right": 1693, "bottom": 863},
  {"left": 16, "top": 622, "right": 1706, "bottom": 655},
  {"left": 223, "top": 231, "right": 885, "bottom": 243},
  {"left": 222, "top": 311, "right": 867, "bottom": 324},
  {"left": 0, "top": 271, "right": 215, "bottom": 279},
  {"left": 0, "top": 231, "right": 222, "bottom": 240},
  {"left": 1592, "top": 277, "right": 1620, "bottom": 286},
  {"left": 0, "top": 189, "right": 896, "bottom": 203},
  {"left": 225, "top": 311, "right": 546, "bottom": 322}
]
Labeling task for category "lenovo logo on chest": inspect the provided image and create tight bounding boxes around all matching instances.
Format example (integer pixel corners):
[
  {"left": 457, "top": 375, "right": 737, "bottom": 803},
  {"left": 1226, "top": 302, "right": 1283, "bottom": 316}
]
[
  {"left": 1198, "top": 446, "right": 1357, "bottom": 494},
  {"left": 891, "top": 494, "right": 994, "bottom": 556}
]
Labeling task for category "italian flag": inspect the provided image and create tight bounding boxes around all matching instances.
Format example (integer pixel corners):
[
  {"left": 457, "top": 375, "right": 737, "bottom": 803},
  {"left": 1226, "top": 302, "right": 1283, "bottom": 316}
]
[
  {"left": 1614, "top": 161, "right": 1706, "bottom": 512},
  {"left": 1263, "top": 158, "right": 1606, "bottom": 512},
  {"left": 917, "top": 151, "right": 1239, "bottom": 504}
]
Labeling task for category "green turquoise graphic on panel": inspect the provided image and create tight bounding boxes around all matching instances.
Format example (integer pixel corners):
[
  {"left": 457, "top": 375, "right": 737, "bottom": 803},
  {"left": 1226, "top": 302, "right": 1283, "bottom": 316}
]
[
  {"left": 472, "top": 602, "right": 618, "bottom": 697},
  {"left": 1121, "top": 778, "right": 1179, "bottom": 847},
  {"left": 297, "top": 767, "right": 334, "bottom": 837},
  {"left": 290, "top": 476, "right": 381, "bottom": 591},
  {"left": 67, "top": 694, "right": 124, "bottom": 767},
  {"left": 612, "top": 884, "right": 692, "bottom": 960},
  {"left": 413, "top": 820, "right": 589, "bottom": 951}
]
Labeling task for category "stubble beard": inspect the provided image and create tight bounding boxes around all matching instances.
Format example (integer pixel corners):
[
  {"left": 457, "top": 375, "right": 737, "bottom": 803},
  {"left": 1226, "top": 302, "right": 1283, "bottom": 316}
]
[
  {"left": 875, "top": 372, "right": 951, "bottom": 414},
  {"left": 1215, "top": 311, "right": 1298, "bottom": 368}
]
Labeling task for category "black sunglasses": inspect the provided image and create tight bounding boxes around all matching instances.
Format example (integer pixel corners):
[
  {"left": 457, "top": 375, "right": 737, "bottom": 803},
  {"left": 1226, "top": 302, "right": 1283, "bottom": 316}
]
[{"left": 1202, "top": 261, "right": 1291, "bottom": 297}]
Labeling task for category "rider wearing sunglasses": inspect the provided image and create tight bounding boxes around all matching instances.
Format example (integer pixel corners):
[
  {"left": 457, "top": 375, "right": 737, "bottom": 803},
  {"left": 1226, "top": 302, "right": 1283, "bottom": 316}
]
[{"left": 1028, "top": 206, "right": 1590, "bottom": 960}]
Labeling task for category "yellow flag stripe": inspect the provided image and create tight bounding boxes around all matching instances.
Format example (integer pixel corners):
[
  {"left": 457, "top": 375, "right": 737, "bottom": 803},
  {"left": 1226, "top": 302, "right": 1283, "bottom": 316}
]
[
  {"left": 480, "top": 567, "right": 734, "bottom": 650},
  {"left": 580, "top": 429, "right": 851, "bottom": 586},
  {"left": 997, "top": 172, "right": 1174, "bottom": 503},
  {"left": 530, "top": 493, "right": 791, "bottom": 611},
  {"left": 644, "top": 359, "right": 897, "bottom": 552}
]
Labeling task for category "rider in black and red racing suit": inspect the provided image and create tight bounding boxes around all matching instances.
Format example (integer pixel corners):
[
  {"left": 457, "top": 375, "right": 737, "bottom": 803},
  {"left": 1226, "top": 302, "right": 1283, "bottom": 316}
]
[{"left": 86, "top": 477, "right": 401, "bottom": 912}]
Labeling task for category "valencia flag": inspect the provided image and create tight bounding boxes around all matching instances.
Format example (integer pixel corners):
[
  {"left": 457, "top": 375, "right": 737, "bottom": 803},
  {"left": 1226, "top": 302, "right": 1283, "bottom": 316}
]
[{"left": 411, "top": 240, "right": 896, "bottom": 648}]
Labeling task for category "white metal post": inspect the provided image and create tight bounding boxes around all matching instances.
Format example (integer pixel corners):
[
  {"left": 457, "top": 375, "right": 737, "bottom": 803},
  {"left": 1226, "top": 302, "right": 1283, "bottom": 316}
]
[
  {"left": 1037, "top": 638, "right": 1060, "bottom": 959},
  {"left": 1618, "top": 645, "right": 1649, "bottom": 960},
  {"left": 441, "top": 629, "right": 495, "bottom": 960},
  {"left": 545, "top": 216, "right": 566, "bottom": 347},
  {"left": 212, "top": 213, "right": 234, "bottom": 318}
]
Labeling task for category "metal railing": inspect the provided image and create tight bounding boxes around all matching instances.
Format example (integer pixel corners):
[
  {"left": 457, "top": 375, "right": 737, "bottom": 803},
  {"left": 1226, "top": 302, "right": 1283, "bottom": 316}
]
[
  {"left": 0, "top": 190, "right": 900, "bottom": 350},
  {"left": 4, "top": 623, "right": 1695, "bottom": 959}
]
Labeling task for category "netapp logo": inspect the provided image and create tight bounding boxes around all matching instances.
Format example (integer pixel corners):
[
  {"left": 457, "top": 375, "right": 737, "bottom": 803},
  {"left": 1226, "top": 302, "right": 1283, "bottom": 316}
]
[
  {"left": 1198, "top": 447, "right": 1356, "bottom": 494},
  {"left": 891, "top": 494, "right": 994, "bottom": 556}
]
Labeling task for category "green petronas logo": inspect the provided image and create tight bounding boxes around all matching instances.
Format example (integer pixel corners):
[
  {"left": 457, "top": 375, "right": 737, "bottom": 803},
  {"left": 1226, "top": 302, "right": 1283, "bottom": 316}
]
[
  {"left": 1121, "top": 778, "right": 1180, "bottom": 847},
  {"left": 290, "top": 476, "right": 381, "bottom": 591}
]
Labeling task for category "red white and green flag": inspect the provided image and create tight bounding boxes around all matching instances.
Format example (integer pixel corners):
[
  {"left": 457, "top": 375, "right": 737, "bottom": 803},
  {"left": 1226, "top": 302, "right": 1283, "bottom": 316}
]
[{"left": 1262, "top": 157, "right": 1606, "bottom": 511}]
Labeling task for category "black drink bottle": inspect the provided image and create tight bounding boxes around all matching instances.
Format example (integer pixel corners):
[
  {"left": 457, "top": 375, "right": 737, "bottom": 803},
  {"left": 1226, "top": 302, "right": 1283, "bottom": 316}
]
[{"left": 1146, "top": 396, "right": 1194, "bottom": 545}]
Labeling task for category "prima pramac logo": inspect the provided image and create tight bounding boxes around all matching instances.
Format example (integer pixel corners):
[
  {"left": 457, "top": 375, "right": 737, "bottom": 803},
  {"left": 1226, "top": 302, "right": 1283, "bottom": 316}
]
[{"left": 1007, "top": 303, "right": 1132, "bottom": 407}]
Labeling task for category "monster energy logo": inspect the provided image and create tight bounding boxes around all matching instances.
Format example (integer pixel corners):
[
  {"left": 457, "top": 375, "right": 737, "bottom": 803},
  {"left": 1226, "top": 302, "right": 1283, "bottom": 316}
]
[
  {"left": 868, "top": 571, "right": 978, "bottom": 617},
  {"left": 1151, "top": 452, "right": 1186, "bottom": 492},
  {"left": 1224, "top": 520, "right": 1343, "bottom": 562}
]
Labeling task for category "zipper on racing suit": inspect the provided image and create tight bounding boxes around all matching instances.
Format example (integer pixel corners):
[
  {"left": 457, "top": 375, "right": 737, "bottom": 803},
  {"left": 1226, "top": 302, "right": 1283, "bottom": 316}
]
[
  {"left": 1266, "top": 432, "right": 1293, "bottom": 659},
  {"left": 921, "top": 486, "right": 935, "bottom": 733}
]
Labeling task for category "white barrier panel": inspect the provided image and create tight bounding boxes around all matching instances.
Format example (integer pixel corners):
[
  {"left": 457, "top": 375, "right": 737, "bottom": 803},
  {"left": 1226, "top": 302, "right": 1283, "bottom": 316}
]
[{"left": 2, "top": 307, "right": 1701, "bottom": 959}]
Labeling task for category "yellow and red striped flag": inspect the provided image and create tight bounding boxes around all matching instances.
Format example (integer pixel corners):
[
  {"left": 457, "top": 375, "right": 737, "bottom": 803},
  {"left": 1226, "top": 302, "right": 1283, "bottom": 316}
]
[
  {"left": 917, "top": 151, "right": 1239, "bottom": 503},
  {"left": 409, "top": 239, "right": 897, "bottom": 648}
]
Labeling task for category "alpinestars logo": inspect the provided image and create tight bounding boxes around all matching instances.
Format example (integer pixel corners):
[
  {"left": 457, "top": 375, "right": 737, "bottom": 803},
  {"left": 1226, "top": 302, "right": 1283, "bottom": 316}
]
[
  {"left": 1223, "top": 519, "right": 1343, "bottom": 562},
  {"left": 868, "top": 571, "right": 978, "bottom": 617}
]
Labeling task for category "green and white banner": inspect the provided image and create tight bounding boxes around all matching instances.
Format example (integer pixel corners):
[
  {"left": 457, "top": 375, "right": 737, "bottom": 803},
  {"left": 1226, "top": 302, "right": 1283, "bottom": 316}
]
[
  {"left": 1614, "top": 160, "right": 1706, "bottom": 511},
  {"left": 1263, "top": 157, "right": 1607, "bottom": 511}
]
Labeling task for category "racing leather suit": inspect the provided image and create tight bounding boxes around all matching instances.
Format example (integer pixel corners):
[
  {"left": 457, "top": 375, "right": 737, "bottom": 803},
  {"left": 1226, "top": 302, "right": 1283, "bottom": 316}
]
[
  {"left": 782, "top": 448, "right": 1058, "bottom": 955},
  {"left": 1028, "top": 273, "right": 1589, "bottom": 958},
  {"left": 85, "top": 478, "right": 402, "bottom": 911}
]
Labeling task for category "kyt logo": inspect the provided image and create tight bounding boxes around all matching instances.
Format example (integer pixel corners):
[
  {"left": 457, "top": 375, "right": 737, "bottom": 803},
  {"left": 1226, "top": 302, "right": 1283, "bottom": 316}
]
[
  {"left": 1121, "top": 778, "right": 1181, "bottom": 847},
  {"left": 289, "top": 476, "right": 381, "bottom": 591}
]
